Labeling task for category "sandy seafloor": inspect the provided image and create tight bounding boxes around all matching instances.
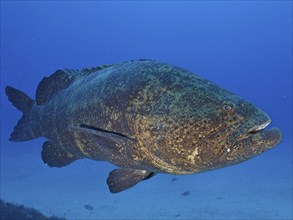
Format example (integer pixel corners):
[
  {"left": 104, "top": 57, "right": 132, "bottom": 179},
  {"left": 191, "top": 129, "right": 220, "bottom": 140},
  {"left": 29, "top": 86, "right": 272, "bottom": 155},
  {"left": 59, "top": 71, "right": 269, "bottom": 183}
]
[{"left": 0, "top": 137, "right": 292, "bottom": 219}]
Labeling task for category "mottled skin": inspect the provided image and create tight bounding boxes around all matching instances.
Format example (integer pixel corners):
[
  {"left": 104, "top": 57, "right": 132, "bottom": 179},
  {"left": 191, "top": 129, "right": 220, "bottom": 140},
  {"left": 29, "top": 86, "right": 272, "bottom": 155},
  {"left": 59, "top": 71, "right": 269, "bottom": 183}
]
[{"left": 6, "top": 59, "right": 282, "bottom": 192}]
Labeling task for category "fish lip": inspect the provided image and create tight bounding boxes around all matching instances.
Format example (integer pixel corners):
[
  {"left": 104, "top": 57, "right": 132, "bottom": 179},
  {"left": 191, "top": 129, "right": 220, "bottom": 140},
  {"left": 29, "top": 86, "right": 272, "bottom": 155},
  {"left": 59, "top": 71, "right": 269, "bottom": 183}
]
[
  {"left": 232, "top": 117, "right": 277, "bottom": 145},
  {"left": 247, "top": 118, "right": 271, "bottom": 134}
]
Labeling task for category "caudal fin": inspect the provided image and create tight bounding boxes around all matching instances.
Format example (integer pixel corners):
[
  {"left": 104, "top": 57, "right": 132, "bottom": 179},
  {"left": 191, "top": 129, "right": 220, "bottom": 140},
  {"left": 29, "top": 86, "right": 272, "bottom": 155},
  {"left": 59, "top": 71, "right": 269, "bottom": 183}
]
[{"left": 5, "top": 86, "right": 39, "bottom": 142}]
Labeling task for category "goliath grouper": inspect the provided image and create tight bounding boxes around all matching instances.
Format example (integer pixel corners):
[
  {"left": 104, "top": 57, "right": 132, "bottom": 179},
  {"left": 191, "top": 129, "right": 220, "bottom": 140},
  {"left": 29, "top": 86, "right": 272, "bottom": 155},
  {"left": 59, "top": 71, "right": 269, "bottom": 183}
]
[{"left": 6, "top": 59, "right": 282, "bottom": 193}]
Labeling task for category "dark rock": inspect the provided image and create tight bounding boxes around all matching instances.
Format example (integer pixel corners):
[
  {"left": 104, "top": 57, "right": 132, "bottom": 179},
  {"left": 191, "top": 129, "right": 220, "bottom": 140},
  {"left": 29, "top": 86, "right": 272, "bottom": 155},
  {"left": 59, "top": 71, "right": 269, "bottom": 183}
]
[
  {"left": 171, "top": 177, "right": 177, "bottom": 182},
  {"left": 181, "top": 191, "right": 190, "bottom": 196},
  {"left": 84, "top": 204, "right": 94, "bottom": 211},
  {"left": 0, "top": 199, "right": 65, "bottom": 220}
]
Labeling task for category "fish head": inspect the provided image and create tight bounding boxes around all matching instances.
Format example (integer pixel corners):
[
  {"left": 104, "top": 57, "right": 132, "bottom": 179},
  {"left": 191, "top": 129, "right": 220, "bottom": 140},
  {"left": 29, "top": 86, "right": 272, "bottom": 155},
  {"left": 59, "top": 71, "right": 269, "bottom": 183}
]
[
  {"left": 181, "top": 83, "right": 282, "bottom": 172},
  {"left": 209, "top": 97, "right": 282, "bottom": 167}
]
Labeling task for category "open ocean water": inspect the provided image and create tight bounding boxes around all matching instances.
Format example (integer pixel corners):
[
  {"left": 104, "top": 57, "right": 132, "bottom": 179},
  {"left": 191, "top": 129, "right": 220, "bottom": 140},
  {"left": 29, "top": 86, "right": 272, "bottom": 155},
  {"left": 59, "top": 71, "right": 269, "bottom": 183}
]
[{"left": 0, "top": 1, "right": 292, "bottom": 220}]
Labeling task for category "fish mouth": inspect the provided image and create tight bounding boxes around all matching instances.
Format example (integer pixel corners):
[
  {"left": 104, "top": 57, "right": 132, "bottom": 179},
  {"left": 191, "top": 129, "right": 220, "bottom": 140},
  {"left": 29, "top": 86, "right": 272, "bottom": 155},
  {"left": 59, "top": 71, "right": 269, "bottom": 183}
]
[
  {"left": 237, "top": 118, "right": 282, "bottom": 152},
  {"left": 218, "top": 119, "right": 282, "bottom": 167},
  {"left": 220, "top": 116, "right": 282, "bottom": 165}
]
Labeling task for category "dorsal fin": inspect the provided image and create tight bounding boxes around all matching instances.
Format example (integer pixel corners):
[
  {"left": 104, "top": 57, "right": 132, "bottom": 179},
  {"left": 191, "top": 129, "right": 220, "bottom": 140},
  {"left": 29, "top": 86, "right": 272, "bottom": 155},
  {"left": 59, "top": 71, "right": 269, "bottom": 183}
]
[
  {"left": 35, "top": 64, "right": 113, "bottom": 105},
  {"left": 36, "top": 69, "right": 82, "bottom": 105},
  {"left": 81, "top": 64, "right": 113, "bottom": 74}
]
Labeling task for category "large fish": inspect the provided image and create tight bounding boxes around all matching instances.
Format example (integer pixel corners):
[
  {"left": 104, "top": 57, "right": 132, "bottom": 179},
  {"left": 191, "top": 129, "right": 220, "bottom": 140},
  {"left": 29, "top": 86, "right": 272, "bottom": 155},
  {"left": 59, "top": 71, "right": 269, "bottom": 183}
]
[{"left": 6, "top": 59, "right": 282, "bottom": 193}]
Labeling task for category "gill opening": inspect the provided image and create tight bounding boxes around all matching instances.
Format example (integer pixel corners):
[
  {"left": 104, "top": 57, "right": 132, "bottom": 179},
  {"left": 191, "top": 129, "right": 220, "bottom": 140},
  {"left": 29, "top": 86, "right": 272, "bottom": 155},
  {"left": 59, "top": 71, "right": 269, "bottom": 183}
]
[{"left": 79, "top": 123, "right": 133, "bottom": 140}]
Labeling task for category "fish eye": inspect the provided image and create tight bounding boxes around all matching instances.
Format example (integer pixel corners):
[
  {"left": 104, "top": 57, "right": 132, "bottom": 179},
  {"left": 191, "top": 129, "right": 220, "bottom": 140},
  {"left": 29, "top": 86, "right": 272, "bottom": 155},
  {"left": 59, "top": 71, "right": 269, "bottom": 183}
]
[{"left": 222, "top": 101, "right": 235, "bottom": 112}]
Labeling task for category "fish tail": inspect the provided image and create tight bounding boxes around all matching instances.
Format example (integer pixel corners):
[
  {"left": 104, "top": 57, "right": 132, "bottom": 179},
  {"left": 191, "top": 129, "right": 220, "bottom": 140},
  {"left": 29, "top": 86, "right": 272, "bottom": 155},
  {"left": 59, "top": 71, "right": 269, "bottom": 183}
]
[{"left": 5, "top": 86, "right": 39, "bottom": 142}]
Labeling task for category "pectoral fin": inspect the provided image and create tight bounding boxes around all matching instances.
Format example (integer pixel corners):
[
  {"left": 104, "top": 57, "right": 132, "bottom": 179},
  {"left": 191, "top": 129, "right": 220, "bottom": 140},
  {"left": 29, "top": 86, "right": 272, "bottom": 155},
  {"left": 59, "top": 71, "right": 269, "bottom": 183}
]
[
  {"left": 41, "top": 141, "right": 79, "bottom": 167},
  {"left": 107, "top": 168, "right": 155, "bottom": 193},
  {"left": 68, "top": 124, "right": 134, "bottom": 153}
]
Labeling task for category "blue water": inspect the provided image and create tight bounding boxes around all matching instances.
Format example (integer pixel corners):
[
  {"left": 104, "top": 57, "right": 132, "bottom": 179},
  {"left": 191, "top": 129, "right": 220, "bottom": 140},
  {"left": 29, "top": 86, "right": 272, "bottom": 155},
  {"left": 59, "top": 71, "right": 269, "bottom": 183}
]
[{"left": 1, "top": 1, "right": 292, "bottom": 219}]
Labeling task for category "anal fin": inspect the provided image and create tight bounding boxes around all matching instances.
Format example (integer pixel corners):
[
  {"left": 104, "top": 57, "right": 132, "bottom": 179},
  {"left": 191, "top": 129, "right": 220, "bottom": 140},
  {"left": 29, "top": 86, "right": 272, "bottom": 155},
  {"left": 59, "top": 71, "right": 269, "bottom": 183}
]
[
  {"left": 107, "top": 168, "right": 154, "bottom": 193},
  {"left": 41, "top": 141, "right": 79, "bottom": 167}
]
